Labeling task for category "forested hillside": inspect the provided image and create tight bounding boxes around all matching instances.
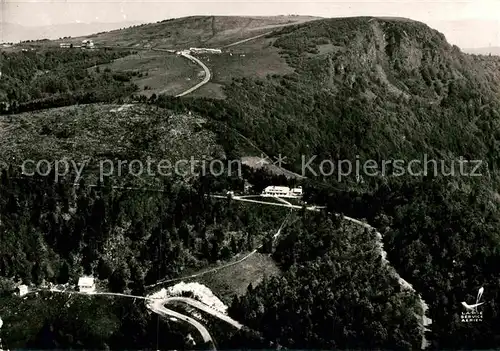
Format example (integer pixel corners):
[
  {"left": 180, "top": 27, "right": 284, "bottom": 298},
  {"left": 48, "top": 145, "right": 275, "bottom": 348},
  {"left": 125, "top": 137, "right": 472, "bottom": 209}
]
[
  {"left": 144, "top": 17, "right": 500, "bottom": 348},
  {"left": 218, "top": 18, "right": 500, "bottom": 177},
  {"left": 2, "top": 15, "right": 500, "bottom": 349},
  {"left": 0, "top": 49, "right": 139, "bottom": 113},
  {"left": 0, "top": 101, "right": 284, "bottom": 289},
  {"left": 74, "top": 15, "right": 319, "bottom": 49},
  {"left": 0, "top": 167, "right": 289, "bottom": 347},
  {"left": 223, "top": 18, "right": 500, "bottom": 349},
  {"left": 229, "top": 211, "right": 423, "bottom": 349}
]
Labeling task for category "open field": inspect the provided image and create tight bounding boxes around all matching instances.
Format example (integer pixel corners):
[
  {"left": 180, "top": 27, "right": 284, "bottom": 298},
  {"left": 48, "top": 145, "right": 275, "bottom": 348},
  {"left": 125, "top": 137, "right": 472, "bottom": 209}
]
[
  {"left": 94, "top": 50, "right": 201, "bottom": 97},
  {"left": 200, "top": 43, "right": 293, "bottom": 83},
  {"left": 184, "top": 36, "right": 293, "bottom": 99},
  {"left": 188, "top": 81, "right": 227, "bottom": 99},
  {"left": 187, "top": 253, "right": 281, "bottom": 304}
]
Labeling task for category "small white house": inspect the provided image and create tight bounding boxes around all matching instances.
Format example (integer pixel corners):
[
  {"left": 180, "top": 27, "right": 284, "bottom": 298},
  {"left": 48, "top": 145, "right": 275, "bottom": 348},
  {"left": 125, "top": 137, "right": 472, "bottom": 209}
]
[
  {"left": 78, "top": 276, "right": 96, "bottom": 293},
  {"left": 18, "top": 284, "right": 28, "bottom": 296},
  {"left": 81, "top": 39, "right": 94, "bottom": 49},
  {"left": 290, "top": 186, "right": 303, "bottom": 197}
]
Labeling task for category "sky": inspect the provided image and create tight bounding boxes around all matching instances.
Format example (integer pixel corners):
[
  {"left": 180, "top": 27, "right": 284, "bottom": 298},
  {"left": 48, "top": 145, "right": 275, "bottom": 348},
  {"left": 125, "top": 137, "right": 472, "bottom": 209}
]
[{"left": 1, "top": 0, "right": 499, "bottom": 48}]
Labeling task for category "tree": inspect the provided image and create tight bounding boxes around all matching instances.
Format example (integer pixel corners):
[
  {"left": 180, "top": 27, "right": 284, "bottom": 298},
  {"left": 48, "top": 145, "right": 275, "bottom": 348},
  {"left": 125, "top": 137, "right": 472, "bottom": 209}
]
[
  {"left": 57, "top": 261, "right": 70, "bottom": 284},
  {"left": 109, "top": 263, "right": 131, "bottom": 293},
  {"left": 97, "top": 258, "right": 113, "bottom": 280}
]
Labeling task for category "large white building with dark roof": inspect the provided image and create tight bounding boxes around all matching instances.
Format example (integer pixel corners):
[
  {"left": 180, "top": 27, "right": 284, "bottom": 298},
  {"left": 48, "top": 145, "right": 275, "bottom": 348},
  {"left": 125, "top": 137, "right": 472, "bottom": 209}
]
[{"left": 261, "top": 186, "right": 303, "bottom": 198}]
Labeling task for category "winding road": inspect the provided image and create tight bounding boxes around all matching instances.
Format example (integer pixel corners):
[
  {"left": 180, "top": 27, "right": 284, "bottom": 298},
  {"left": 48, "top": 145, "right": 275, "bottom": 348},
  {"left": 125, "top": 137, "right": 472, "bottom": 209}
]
[
  {"left": 149, "top": 48, "right": 212, "bottom": 97},
  {"left": 147, "top": 297, "right": 214, "bottom": 348},
  {"left": 175, "top": 52, "right": 212, "bottom": 97},
  {"left": 23, "top": 192, "right": 427, "bottom": 349},
  {"left": 161, "top": 297, "right": 243, "bottom": 329}
]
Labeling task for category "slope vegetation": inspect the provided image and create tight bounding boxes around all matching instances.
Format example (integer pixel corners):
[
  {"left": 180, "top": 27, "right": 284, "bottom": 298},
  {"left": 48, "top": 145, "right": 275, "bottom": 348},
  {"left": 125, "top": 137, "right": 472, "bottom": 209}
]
[
  {"left": 57, "top": 16, "right": 320, "bottom": 49},
  {"left": 147, "top": 16, "right": 500, "bottom": 348},
  {"left": 2, "top": 14, "right": 500, "bottom": 349}
]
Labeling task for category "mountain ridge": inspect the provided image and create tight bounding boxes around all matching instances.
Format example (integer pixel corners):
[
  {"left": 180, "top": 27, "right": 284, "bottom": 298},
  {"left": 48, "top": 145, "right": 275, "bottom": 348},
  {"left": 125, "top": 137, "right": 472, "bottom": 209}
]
[
  {"left": 463, "top": 46, "right": 500, "bottom": 56},
  {"left": 0, "top": 21, "right": 145, "bottom": 43}
]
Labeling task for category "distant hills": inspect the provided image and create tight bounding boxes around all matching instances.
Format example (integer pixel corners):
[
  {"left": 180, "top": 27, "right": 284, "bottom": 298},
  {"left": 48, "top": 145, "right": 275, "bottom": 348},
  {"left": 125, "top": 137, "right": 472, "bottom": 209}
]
[
  {"left": 65, "top": 15, "right": 321, "bottom": 49},
  {"left": 8, "top": 15, "right": 321, "bottom": 50},
  {"left": 0, "top": 21, "right": 144, "bottom": 43},
  {"left": 463, "top": 47, "right": 500, "bottom": 56},
  {"left": 426, "top": 19, "right": 500, "bottom": 52},
  {"left": 3, "top": 16, "right": 498, "bottom": 53},
  {"left": 0, "top": 16, "right": 320, "bottom": 45}
]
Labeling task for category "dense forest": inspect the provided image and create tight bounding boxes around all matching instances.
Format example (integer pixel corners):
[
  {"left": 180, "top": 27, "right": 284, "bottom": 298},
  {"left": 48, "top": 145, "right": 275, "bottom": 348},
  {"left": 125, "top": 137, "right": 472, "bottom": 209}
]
[
  {"left": 305, "top": 176, "right": 500, "bottom": 349},
  {"left": 0, "top": 168, "right": 286, "bottom": 291},
  {"left": 1, "top": 289, "right": 214, "bottom": 349},
  {"left": 0, "top": 49, "right": 139, "bottom": 113},
  {"left": 229, "top": 210, "right": 423, "bottom": 350},
  {"left": 0, "top": 166, "right": 290, "bottom": 348},
  {"left": 225, "top": 18, "right": 500, "bottom": 349}
]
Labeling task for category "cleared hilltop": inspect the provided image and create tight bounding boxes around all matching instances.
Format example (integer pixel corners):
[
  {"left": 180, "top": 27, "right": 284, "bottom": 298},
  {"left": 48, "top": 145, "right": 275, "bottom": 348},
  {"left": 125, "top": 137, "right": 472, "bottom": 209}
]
[{"left": 46, "top": 15, "right": 321, "bottom": 49}]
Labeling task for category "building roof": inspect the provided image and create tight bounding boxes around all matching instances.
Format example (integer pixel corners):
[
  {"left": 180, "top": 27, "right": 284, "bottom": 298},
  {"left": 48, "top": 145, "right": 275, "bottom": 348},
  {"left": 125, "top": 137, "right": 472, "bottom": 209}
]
[
  {"left": 264, "top": 186, "right": 290, "bottom": 192},
  {"left": 78, "top": 276, "right": 95, "bottom": 286}
]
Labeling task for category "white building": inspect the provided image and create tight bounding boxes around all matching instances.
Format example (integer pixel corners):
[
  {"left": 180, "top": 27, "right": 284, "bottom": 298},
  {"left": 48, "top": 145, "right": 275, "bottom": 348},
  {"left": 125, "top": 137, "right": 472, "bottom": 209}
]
[
  {"left": 188, "top": 47, "right": 222, "bottom": 54},
  {"left": 81, "top": 40, "right": 94, "bottom": 49},
  {"left": 290, "top": 186, "right": 303, "bottom": 197},
  {"left": 262, "top": 186, "right": 303, "bottom": 198},
  {"left": 78, "top": 276, "right": 96, "bottom": 293},
  {"left": 59, "top": 43, "right": 71, "bottom": 48},
  {"left": 18, "top": 285, "right": 28, "bottom": 297}
]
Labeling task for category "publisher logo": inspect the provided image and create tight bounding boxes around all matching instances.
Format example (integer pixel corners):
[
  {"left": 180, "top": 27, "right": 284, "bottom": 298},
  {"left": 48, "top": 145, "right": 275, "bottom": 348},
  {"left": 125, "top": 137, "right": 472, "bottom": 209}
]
[{"left": 461, "top": 287, "right": 484, "bottom": 323}]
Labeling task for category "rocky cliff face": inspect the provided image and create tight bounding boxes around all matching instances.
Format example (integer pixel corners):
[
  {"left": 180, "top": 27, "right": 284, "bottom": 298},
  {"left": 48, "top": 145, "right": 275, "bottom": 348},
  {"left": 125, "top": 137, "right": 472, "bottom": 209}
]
[{"left": 273, "top": 17, "right": 500, "bottom": 102}]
